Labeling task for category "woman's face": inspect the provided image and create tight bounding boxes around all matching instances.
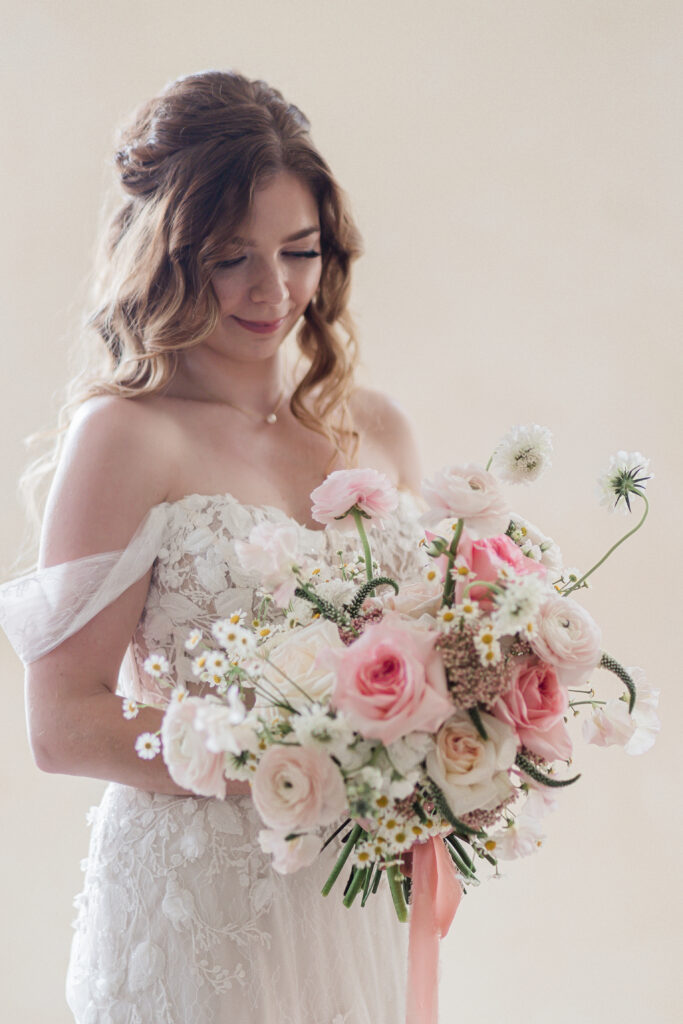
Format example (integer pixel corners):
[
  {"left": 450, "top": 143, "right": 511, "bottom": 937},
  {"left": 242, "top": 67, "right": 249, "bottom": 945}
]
[{"left": 204, "top": 171, "right": 322, "bottom": 363}]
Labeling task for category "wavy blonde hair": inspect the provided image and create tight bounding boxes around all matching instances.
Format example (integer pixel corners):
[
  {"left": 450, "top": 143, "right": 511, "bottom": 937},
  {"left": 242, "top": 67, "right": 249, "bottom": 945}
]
[{"left": 22, "top": 70, "right": 363, "bottom": 538}]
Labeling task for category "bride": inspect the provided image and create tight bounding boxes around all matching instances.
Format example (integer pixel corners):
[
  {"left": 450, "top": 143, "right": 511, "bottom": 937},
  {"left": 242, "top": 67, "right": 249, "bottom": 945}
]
[{"left": 1, "top": 70, "right": 427, "bottom": 1022}]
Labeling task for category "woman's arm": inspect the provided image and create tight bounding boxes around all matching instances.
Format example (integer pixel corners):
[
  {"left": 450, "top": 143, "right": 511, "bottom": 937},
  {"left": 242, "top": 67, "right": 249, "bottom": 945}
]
[{"left": 25, "top": 396, "right": 249, "bottom": 796}]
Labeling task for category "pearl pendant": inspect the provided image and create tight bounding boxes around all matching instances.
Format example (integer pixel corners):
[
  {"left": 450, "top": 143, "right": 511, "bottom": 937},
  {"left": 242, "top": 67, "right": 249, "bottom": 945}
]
[{"left": 265, "top": 413, "right": 277, "bottom": 424}]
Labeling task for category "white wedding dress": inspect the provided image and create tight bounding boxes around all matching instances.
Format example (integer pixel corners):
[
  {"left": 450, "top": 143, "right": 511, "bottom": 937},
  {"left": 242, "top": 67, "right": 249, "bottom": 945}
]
[{"left": 0, "top": 491, "right": 428, "bottom": 1024}]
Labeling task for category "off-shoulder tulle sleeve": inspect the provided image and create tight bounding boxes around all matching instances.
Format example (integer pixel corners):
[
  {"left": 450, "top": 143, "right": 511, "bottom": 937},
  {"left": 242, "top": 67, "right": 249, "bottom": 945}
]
[{"left": 0, "top": 504, "right": 170, "bottom": 665}]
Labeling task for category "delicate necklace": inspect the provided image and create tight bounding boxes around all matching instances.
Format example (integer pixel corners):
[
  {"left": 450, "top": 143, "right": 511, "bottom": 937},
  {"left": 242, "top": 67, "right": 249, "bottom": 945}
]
[{"left": 220, "top": 389, "right": 286, "bottom": 425}]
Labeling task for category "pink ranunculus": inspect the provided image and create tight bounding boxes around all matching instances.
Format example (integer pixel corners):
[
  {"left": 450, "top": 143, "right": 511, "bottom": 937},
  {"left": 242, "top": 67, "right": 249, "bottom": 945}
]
[
  {"left": 234, "top": 521, "right": 304, "bottom": 605},
  {"left": 252, "top": 745, "right": 347, "bottom": 832},
  {"left": 455, "top": 528, "right": 547, "bottom": 606},
  {"left": 422, "top": 464, "right": 511, "bottom": 537},
  {"left": 161, "top": 697, "right": 227, "bottom": 799},
  {"left": 530, "top": 594, "right": 602, "bottom": 688},
  {"left": 327, "top": 612, "right": 453, "bottom": 745},
  {"left": 493, "top": 655, "right": 572, "bottom": 762},
  {"left": 310, "top": 468, "right": 399, "bottom": 527},
  {"left": 258, "top": 829, "right": 322, "bottom": 874}
]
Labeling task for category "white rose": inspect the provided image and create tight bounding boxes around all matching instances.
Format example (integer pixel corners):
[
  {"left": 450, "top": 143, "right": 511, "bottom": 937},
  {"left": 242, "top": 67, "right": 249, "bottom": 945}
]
[
  {"left": 426, "top": 711, "right": 517, "bottom": 816},
  {"left": 260, "top": 618, "right": 344, "bottom": 707}
]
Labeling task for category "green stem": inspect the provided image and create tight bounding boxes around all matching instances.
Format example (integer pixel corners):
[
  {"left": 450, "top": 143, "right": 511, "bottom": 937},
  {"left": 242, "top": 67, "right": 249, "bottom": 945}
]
[
  {"left": 361, "top": 863, "right": 376, "bottom": 906},
  {"left": 387, "top": 863, "right": 408, "bottom": 922},
  {"left": 468, "top": 706, "right": 488, "bottom": 741},
  {"left": 441, "top": 518, "right": 465, "bottom": 606},
  {"left": 351, "top": 507, "right": 374, "bottom": 584},
  {"left": 321, "top": 824, "right": 364, "bottom": 897},
  {"left": 563, "top": 494, "right": 649, "bottom": 594},
  {"left": 343, "top": 866, "right": 367, "bottom": 908}
]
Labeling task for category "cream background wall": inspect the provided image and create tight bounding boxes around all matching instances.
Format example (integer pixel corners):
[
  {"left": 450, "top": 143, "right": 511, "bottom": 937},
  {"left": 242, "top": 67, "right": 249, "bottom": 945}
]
[{"left": 1, "top": 1, "right": 681, "bottom": 1021}]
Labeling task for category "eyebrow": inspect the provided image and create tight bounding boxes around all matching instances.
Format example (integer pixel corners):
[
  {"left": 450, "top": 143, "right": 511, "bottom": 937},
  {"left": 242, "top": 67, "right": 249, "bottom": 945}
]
[{"left": 233, "top": 226, "right": 321, "bottom": 246}]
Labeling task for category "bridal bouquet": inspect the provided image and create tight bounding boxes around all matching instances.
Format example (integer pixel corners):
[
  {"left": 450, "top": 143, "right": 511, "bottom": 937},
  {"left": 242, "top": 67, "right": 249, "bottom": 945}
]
[{"left": 129, "top": 427, "right": 657, "bottom": 925}]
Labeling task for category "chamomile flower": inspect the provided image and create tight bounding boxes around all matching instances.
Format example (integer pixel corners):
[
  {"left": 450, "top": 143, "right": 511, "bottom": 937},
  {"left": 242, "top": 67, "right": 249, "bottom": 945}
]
[
  {"left": 122, "top": 698, "right": 139, "bottom": 720},
  {"left": 450, "top": 557, "right": 476, "bottom": 585},
  {"left": 453, "top": 597, "right": 480, "bottom": 623},
  {"left": 423, "top": 564, "right": 441, "bottom": 586},
  {"left": 184, "top": 629, "right": 202, "bottom": 651},
  {"left": 169, "top": 686, "right": 188, "bottom": 705},
  {"left": 135, "top": 732, "right": 161, "bottom": 760},
  {"left": 597, "top": 450, "right": 652, "bottom": 514},
  {"left": 207, "top": 651, "right": 230, "bottom": 674},
  {"left": 192, "top": 653, "right": 208, "bottom": 677},
  {"left": 474, "top": 625, "right": 502, "bottom": 666},
  {"left": 436, "top": 606, "right": 459, "bottom": 632},
  {"left": 143, "top": 652, "right": 170, "bottom": 678},
  {"left": 491, "top": 424, "right": 553, "bottom": 485}
]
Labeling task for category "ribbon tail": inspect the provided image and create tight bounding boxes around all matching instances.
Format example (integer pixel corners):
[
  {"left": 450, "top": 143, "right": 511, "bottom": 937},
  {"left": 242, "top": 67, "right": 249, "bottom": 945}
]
[{"left": 406, "top": 837, "right": 463, "bottom": 1024}]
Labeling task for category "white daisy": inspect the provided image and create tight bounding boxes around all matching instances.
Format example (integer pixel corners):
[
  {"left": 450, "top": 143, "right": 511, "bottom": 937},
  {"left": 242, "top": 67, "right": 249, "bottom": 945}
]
[
  {"left": 491, "top": 424, "right": 553, "bottom": 484},
  {"left": 143, "top": 652, "right": 170, "bottom": 678},
  {"left": 169, "top": 686, "right": 188, "bottom": 705},
  {"left": 184, "top": 629, "right": 202, "bottom": 651},
  {"left": 122, "top": 698, "right": 139, "bottom": 720},
  {"left": 436, "top": 606, "right": 459, "bottom": 632},
  {"left": 192, "top": 653, "right": 208, "bottom": 677},
  {"left": 135, "top": 732, "right": 161, "bottom": 760}
]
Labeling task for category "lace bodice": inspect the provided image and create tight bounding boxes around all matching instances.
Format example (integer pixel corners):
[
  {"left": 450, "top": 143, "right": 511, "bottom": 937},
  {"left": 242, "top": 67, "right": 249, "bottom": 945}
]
[{"left": 127, "top": 490, "right": 427, "bottom": 705}]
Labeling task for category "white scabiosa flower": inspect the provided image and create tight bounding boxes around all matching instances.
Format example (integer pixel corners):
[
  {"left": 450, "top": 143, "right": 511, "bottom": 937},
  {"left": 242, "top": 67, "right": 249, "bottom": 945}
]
[
  {"left": 122, "top": 697, "right": 140, "bottom": 720},
  {"left": 135, "top": 732, "right": 161, "bottom": 760},
  {"left": 490, "top": 424, "right": 553, "bottom": 485},
  {"left": 143, "top": 652, "right": 170, "bottom": 678},
  {"left": 597, "top": 450, "right": 652, "bottom": 514}
]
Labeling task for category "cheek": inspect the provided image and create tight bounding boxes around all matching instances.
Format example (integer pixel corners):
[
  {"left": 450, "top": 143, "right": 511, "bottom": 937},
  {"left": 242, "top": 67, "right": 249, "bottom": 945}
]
[{"left": 295, "top": 262, "right": 322, "bottom": 303}]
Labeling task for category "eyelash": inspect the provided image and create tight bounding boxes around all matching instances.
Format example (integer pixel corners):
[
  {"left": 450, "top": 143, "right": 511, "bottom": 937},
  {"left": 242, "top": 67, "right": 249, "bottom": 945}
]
[{"left": 216, "top": 250, "right": 321, "bottom": 269}]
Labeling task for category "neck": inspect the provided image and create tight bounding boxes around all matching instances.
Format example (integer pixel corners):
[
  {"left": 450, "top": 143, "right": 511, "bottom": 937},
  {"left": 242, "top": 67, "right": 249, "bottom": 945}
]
[{"left": 171, "top": 348, "right": 286, "bottom": 413}]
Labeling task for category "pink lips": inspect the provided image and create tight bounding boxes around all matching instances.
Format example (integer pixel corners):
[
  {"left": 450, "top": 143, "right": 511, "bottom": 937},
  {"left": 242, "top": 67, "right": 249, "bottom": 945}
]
[{"left": 233, "top": 315, "right": 287, "bottom": 335}]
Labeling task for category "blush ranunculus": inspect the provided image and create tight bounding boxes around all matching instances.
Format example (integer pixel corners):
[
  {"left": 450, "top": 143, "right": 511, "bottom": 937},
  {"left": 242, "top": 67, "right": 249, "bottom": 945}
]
[
  {"left": 492, "top": 655, "right": 572, "bottom": 762},
  {"left": 530, "top": 594, "right": 602, "bottom": 687},
  {"left": 426, "top": 711, "right": 517, "bottom": 816},
  {"left": 326, "top": 612, "right": 453, "bottom": 744},
  {"left": 422, "top": 464, "right": 510, "bottom": 537},
  {"left": 454, "top": 528, "right": 547, "bottom": 606},
  {"left": 161, "top": 696, "right": 227, "bottom": 799},
  {"left": 310, "top": 468, "right": 399, "bottom": 527},
  {"left": 252, "top": 745, "right": 347, "bottom": 831}
]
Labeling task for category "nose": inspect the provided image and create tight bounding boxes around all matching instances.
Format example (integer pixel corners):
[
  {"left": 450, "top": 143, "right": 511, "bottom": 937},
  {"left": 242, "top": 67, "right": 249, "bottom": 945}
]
[{"left": 249, "top": 258, "right": 289, "bottom": 307}]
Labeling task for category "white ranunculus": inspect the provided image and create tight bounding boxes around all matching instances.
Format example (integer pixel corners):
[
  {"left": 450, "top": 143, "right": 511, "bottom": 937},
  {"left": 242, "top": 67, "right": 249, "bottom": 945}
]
[
  {"left": 260, "top": 618, "right": 345, "bottom": 707},
  {"left": 530, "top": 594, "right": 602, "bottom": 687},
  {"left": 426, "top": 711, "right": 517, "bottom": 816},
  {"left": 258, "top": 829, "right": 322, "bottom": 874}
]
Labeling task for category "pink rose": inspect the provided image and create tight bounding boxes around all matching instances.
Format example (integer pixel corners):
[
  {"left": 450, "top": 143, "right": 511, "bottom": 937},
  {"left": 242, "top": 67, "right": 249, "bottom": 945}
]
[
  {"left": 454, "top": 528, "right": 547, "bottom": 606},
  {"left": 493, "top": 655, "right": 572, "bottom": 762},
  {"left": 327, "top": 612, "right": 453, "bottom": 744},
  {"left": 234, "top": 521, "right": 304, "bottom": 605},
  {"left": 310, "top": 468, "right": 399, "bottom": 527},
  {"left": 422, "top": 464, "right": 510, "bottom": 536},
  {"left": 252, "top": 745, "right": 347, "bottom": 831},
  {"left": 530, "top": 594, "right": 602, "bottom": 687},
  {"left": 161, "top": 697, "right": 227, "bottom": 799},
  {"left": 258, "top": 829, "right": 322, "bottom": 874}
]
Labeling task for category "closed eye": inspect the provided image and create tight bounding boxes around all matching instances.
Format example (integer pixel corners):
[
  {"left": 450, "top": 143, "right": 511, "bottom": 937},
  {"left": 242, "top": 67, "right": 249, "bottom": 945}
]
[
  {"left": 215, "top": 250, "right": 321, "bottom": 270},
  {"left": 284, "top": 250, "right": 321, "bottom": 259}
]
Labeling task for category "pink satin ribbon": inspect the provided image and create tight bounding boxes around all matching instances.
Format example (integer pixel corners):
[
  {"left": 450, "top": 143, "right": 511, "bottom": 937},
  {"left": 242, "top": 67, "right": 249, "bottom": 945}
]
[{"left": 406, "top": 837, "right": 463, "bottom": 1024}]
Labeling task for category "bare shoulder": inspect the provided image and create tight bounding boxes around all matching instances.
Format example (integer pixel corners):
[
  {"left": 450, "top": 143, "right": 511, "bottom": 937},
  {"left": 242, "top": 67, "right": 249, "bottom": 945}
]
[
  {"left": 40, "top": 394, "right": 181, "bottom": 566},
  {"left": 349, "top": 385, "right": 423, "bottom": 493}
]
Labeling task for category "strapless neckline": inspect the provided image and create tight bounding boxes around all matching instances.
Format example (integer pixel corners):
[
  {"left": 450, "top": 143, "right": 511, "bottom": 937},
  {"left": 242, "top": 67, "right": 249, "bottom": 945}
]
[{"left": 152, "top": 487, "right": 421, "bottom": 537}]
